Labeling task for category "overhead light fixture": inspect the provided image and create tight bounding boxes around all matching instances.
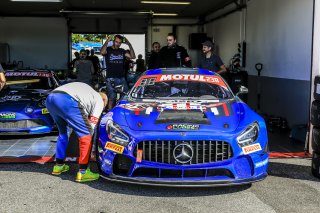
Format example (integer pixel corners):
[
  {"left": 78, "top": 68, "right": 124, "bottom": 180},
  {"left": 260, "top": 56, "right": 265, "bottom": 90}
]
[
  {"left": 141, "top": 1, "right": 191, "bottom": 5},
  {"left": 153, "top": 13, "right": 178, "bottom": 16},
  {"left": 10, "top": 0, "right": 62, "bottom": 2}
]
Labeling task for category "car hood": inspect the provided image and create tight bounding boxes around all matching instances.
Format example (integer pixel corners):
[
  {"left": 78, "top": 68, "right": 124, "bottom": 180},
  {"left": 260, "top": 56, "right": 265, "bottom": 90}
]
[
  {"left": 116, "top": 99, "right": 242, "bottom": 132},
  {"left": 0, "top": 89, "right": 49, "bottom": 104}
]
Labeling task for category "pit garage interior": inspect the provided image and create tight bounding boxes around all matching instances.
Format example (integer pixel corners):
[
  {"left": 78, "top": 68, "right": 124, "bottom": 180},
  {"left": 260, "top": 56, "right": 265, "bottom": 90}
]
[
  {"left": 0, "top": 0, "right": 317, "bottom": 159},
  {"left": 0, "top": 0, "right": 320, "bottom": 211},
  {"left": 0, "top": 0, "right": 320, "bottom": 212}
]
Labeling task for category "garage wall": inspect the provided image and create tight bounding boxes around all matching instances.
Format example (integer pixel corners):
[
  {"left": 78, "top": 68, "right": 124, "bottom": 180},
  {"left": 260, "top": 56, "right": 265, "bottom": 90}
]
[
  {"left": 0, "top": 17, "right": 68, "bottom": 69},
  {"left": 204, "top": 0, "right": 313, "bottom": 126}
]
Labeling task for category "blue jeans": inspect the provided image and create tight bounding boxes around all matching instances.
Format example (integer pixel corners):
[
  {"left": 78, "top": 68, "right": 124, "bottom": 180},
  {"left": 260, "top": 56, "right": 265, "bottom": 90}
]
[{"left": 105, "top": 77, "right": 128, "bottom": 100}]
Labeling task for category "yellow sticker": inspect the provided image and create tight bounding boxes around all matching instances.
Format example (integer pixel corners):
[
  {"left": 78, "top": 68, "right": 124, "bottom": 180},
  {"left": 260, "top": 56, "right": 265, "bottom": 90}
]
[
  {"left": 42, "top": 108, "right": 49, "bottom": 114},
  {"left": 105, "top": 142, "right": 124, "bottom": 154}
]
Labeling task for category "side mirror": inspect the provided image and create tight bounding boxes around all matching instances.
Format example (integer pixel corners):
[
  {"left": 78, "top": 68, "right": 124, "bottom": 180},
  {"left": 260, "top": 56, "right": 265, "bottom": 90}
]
[{"left": 236, "top": 85, "right": 248, "bottom": 96}]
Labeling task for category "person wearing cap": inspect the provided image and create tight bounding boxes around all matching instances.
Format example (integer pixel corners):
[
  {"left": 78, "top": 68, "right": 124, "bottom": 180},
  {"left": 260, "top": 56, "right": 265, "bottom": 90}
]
[
  {"left": 198, "top": 40, "right": 227, "bottom": 74},
  {"left": 159, "top": 33, "right": 191, "bottom": 68},
  {"left": 0, "top": 64, "right": 6, "bottom": 91}
]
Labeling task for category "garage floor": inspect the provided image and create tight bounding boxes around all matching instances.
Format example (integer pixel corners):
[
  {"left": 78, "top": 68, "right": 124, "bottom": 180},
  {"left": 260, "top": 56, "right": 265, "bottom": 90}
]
[{"left": 0, "top": 129, "right": 308, "bottom": 163}]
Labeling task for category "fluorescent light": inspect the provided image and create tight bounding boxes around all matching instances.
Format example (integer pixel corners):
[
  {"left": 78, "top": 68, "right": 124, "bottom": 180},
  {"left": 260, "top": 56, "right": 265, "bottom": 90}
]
[
  {"left": 141, "top": 1, "right": 191, "bottom": 5},
  {"left": 10, "top": 0, "right": 62, "bottom": 2},
  {"left": 153, "top": 13, "right": 178, "bottom": 16}
]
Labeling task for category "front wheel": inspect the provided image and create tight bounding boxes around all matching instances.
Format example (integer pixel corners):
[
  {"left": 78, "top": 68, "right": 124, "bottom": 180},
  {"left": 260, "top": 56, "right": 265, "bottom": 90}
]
[{"left": 94, "top": 131, "right": 103, "bottom": 173}]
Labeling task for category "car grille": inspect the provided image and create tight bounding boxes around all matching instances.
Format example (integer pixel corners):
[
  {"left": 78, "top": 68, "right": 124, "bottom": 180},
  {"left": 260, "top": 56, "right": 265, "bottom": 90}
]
[
  {"left": 0, "top": 119, "right": 47, "bottom": 129},
  {"left": 134, "top": 140, "right": 233, "bottom": 165}
]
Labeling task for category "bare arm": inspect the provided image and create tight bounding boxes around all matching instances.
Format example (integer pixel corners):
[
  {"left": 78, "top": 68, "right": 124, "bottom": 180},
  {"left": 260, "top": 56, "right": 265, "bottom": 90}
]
[
  {"left": 0, "top": 72, "right": 6, "bottom": 91},
  {"left": 100, "top": 35, "right": 112, "bottom": 56},
  {"left": 217, "top": 65, "right": 227, "bottom": 74},
  {"left": 124, "top": 38, "right": 136, "bottom": 59}
]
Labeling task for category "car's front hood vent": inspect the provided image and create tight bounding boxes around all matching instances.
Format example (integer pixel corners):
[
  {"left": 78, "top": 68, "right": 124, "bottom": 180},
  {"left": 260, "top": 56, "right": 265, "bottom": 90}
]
[{"left": 155, "top": 110, "right": 210, "bottom": 124}]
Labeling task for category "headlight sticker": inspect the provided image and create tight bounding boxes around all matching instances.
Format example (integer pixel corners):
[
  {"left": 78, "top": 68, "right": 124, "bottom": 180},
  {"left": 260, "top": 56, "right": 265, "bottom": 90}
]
[
  {"left": 242, "top": 143, "right": 262, "bottom": 155},
  {"left": 41, "top": 108, "right": 49, "bottom": 114},
  {"left": 105, "top": 142, "right": 124, "bottom": 154}
]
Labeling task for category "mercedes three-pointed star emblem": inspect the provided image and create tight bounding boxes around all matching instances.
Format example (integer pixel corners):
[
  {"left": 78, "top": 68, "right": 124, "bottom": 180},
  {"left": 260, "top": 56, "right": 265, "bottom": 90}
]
[{"left": 173, "top": 143, "right": 193, "bottom": 164}]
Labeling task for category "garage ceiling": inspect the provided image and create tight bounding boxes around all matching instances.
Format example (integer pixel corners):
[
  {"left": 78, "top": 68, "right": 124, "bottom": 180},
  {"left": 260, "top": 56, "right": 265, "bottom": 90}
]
[{"left": 0, "top": 0, "right": 236, "bottom": 18}]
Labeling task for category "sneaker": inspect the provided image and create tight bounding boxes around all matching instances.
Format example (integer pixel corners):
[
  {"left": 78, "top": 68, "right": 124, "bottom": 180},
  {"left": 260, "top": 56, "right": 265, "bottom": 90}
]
[
  {"left": 75, "top": 168, "right": 100, "bottom": 182},
  {"left": 52, "top": 164, "right": 70, "bottom": 175}
]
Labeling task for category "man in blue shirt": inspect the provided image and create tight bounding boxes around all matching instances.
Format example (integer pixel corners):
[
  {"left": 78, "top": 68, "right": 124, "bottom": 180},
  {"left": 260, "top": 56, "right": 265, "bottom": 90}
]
[{"left": 198, "top": 40, "right": 227, "bottom": 74}]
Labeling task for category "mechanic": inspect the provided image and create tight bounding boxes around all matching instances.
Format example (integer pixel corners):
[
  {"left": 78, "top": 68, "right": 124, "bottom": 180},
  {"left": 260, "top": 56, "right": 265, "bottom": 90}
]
[
  {"left": 46, "top": 82, "right": 108, "bottom": 182},
  {"left": 159, "top": 33, "right": 191, "bottom": 68},
  {"left": 147, "top": 41, "right": 161, "bottom": 69},
  {"left": 100, "top": 34, "right": 136, "bottom": 110},
  {"left": 74, "top": 49, "right": 95, "bottom": 86},
  {"left": 0, "top": 64, "right": 6, "bottom": 91},
  {"left": 198, "top": 40, "right": 227, "bottom": 74}
]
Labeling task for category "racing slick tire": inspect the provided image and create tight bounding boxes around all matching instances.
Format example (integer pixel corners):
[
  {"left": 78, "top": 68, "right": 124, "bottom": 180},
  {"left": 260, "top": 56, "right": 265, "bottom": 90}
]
[
  {"left": 312, "top": 127, "right": 320, "bottom": 153},
  {"left": 311, "top": 100, "right": 320, "bottom": 127},
  {"left": 311, "top": 151, "right": 320, "bottom": 179},
  {"left": 314, "top": 75, "right": 320, "bottom": 100}
]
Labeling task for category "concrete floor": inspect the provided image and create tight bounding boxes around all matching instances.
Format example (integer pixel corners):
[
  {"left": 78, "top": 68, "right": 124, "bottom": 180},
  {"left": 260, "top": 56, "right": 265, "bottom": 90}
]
[{"left": 0, "top": 158, "right": 319, "bottom": 213}]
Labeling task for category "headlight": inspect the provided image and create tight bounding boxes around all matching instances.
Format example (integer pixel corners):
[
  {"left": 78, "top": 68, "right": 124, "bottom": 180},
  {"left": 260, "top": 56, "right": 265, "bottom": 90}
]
[
  {"left": 236, "top": 122, "right": 259, "bottom": 147},
  {"left": 106, "top": 120, "right": 129, "bottom": 146}
]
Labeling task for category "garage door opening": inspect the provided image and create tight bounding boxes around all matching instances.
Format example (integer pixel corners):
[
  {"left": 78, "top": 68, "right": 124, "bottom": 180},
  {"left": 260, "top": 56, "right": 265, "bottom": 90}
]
[{"left": 70, "top": 33, "right": 146, "bottom": 70}]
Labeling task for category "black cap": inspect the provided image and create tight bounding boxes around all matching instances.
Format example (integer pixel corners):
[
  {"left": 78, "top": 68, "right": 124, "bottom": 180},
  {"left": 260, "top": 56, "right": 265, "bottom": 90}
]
[{"left": 202, "top": 40, "right": 214, "bottom": 48}]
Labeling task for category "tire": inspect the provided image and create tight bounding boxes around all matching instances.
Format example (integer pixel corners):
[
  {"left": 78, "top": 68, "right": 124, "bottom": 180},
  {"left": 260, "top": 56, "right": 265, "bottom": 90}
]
[
  {"left": 94, "top": 128, "right": 103, "bottom": 173},
  {"left": 311, "top": 152, "right": 320, "bottom": 179},
  {"left": 312, "top": 127, "right": 320, "bottom": 153},
  {"left": 311, "top": 100, "right": 320, "bottom": 127},
  {"left": 314, "top": 75, "right": 320, "bottom": 100}
]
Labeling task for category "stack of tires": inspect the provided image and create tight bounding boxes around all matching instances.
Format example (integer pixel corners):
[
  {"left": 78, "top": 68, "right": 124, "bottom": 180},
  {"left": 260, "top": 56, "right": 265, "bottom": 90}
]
[{"left": 312, "top": 75, "right": 320, "bottom": 178}]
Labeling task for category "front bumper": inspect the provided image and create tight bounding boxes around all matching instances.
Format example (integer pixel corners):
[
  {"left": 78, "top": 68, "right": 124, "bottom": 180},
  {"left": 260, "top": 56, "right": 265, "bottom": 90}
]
[{"left": 100, "top": 172, "right": 267, "bottom": 187}]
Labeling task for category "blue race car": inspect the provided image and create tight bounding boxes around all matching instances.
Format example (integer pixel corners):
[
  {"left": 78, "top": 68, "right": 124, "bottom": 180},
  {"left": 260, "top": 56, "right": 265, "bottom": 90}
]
[
  {"left": 0, "top": 70, "right": 60, "bottom": 134},
  {"left": 95, "top": 68, "right": 268, "bottom": 187}
]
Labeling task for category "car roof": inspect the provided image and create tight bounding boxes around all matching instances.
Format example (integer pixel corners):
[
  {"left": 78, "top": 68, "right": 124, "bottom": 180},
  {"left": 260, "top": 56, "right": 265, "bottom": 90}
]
[{"left": 145, "top": 68, "right": 217, "bottom": 76}]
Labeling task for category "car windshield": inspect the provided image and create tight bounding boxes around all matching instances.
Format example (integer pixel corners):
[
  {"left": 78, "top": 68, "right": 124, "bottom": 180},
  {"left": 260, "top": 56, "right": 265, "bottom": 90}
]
[
  {"left": 130, "top": 74, "right": 233, "bottom": 100},
  {"left": 4, "top": 72, "right": 54, "bottom": 90}
]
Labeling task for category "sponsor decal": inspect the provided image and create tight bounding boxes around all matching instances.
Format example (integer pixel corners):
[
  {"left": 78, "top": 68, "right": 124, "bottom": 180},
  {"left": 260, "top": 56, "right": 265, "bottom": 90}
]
[
  {"left": 88, "top": 116, "right": 98, "bottom": 124},
  {"left": 5, "top": 72, "right": 52, "bottom": 77},
  {"left": 242, "top": 143, "right": 262, "bottom": 155},
  {"left": 105, "top": 142, "right": 124, "bottom": 154},
  {"left": 41, "top": 108, "right": 49, "bottom": 114},
  {"left": 135, "top": 74, "right": 227, "bottom": 88},
  {"left": 136, "top": 150, "right": 143, "bottom": 163},
  {"left": 0, "top": 112, "right": 16, "bottom": 119},
  {"left": 0, "top": 95, "right": 22, "bottom": 102},
  {"left": 167, "top": 124, "right": 200, "bottom": 130},
  {"left": 255, "top": 158, "right": 268, "bottom": 168}
]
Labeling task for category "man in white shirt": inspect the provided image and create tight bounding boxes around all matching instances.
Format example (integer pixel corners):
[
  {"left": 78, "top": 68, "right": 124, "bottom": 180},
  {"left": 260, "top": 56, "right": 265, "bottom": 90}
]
[{"left": 46, "top": 82, "right": 108, "bottom": 182}]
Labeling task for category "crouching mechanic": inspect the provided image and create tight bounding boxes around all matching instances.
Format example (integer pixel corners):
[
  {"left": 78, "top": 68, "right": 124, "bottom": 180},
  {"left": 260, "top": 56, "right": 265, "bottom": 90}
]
[{"left": 46, "top": 82, "right": 108, "bottom": 182}]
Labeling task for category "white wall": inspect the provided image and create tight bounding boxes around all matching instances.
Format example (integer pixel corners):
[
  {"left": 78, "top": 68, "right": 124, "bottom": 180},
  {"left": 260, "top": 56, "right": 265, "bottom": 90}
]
[
  {"left": 0, "top": 17, "right": 68, "bottom": 69},
  {"left": 246, "top": 0, "right": 313, "bottom": 80},
  {"left": 205, "top": 0, "right": 313, "bottom": 80},
  {"left": 205, "top": 11, "right": 241, "bottom": 66}
]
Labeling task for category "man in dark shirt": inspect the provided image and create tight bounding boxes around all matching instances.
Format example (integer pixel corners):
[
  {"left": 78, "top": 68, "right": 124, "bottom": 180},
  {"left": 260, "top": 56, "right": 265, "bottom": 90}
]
[
  {"left": 100, "top": 34, "right": 136, "bottom": 109},
  {"left": 135, "top": 54, "right": 145, "bottom": 74},
  {"left": 147, "top": 42, "right": 161, "bottom": 69},
  {"left": 159, "top": 33, "right": 191, "bottom": 68},
  {"left": 198, "top": 40, "right": 227, "bottom": 74}
]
